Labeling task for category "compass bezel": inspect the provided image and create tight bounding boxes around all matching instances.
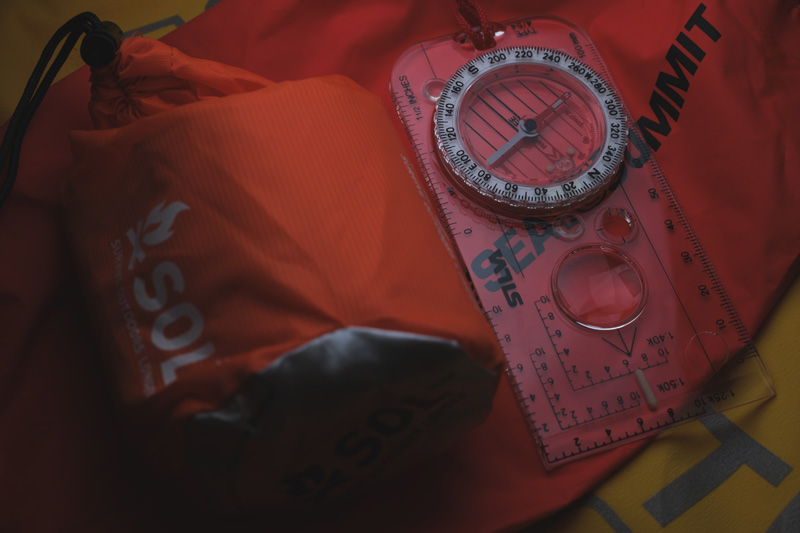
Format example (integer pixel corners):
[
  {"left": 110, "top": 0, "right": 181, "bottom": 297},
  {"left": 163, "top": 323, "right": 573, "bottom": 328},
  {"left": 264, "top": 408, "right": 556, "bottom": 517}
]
[{"left": 434, "top": 46, "right": 628, "bottom": 215}]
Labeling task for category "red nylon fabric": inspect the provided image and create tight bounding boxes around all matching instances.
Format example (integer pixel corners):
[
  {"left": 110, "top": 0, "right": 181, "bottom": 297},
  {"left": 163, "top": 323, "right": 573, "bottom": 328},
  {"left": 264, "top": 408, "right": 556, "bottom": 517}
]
[
  {"left": 88, "top": 38, "right": 272, "bottom": 129},
  {"left": 0, "top": 1, "right": 798, "bottom": 532}
]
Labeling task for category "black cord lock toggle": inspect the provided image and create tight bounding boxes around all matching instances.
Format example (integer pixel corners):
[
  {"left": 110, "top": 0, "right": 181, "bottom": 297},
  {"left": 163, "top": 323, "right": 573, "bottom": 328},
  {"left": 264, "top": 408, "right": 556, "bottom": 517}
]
[{"left": 80, "top": 20, "right": 123, "bottom": 69}]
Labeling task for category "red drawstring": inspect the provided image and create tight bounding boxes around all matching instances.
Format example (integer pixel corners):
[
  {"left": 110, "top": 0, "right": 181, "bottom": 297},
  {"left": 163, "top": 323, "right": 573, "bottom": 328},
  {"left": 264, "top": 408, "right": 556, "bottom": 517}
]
[{"left": 455, "top": 0, "right": 496, "bottom": 50}]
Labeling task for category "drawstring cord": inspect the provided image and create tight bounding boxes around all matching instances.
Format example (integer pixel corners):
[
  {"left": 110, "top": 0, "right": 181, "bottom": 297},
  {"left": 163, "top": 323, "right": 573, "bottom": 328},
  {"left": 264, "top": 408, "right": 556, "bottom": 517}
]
[{"left": 0, "top": 12, "right": 121, "bottom": 210}]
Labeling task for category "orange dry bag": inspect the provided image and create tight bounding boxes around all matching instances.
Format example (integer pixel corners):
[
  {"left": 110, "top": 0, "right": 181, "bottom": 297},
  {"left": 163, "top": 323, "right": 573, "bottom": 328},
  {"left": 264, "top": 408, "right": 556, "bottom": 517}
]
[{"left": 59, "top": 36, "right": 503, "bottom": 512}]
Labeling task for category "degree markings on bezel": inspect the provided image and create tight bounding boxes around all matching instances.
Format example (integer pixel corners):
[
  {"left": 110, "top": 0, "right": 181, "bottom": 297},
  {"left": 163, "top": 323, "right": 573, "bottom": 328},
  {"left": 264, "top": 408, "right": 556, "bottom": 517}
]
[{"left": 434, "top": 45, "right": 627, "bottom": 213}]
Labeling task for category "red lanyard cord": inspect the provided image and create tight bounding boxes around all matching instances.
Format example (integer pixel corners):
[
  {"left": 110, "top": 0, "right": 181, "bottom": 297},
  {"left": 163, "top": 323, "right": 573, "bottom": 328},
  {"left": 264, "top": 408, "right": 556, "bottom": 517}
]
[{"left": 455, "top": 0, "right": 497, "bottom": 50}]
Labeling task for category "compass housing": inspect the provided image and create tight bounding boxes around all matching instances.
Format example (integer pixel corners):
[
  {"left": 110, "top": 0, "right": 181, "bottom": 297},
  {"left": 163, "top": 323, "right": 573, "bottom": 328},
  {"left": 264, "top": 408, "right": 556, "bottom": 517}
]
[{"left": 434, "top": 46, "right": 628, "bottom": 216}]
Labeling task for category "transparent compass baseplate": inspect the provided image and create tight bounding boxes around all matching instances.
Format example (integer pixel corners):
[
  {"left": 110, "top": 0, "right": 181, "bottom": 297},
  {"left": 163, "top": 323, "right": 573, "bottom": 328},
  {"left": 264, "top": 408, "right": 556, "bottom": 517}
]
[{"left": 391, "top": 15, "right": 773, "bottom": 467}]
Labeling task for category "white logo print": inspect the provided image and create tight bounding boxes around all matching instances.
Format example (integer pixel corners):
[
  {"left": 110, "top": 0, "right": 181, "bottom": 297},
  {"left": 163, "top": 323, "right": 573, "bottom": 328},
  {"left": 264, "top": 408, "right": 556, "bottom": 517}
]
[
  {"left": 122, "top": 200, "right": 215, "bottom": 389},
  {"left": 126, "top": 201, "right": 190, "bottom": 270}
]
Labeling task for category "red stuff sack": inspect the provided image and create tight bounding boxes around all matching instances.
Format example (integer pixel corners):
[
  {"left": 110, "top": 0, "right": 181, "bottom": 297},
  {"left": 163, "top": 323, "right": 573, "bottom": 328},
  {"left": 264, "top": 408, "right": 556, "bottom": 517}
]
[{"left": 60, "top": 37, "right": 503, "bottom": 513}]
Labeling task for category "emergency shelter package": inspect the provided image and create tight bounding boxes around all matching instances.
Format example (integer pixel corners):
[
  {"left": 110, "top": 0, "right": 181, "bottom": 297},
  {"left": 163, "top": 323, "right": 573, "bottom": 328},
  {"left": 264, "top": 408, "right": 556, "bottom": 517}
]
[
  {"left": 0, "top": 0, "right": 798, "bottom": 532},
  {"left": 60, "top": 35, "right": 504, "bottom": 512}
]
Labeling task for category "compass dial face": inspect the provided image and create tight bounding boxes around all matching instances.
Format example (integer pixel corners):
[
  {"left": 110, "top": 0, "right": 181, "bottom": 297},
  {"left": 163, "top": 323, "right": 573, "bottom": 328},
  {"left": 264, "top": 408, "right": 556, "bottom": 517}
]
[{"left": 434, "top": 47, "right": 627, "bottom": 214}]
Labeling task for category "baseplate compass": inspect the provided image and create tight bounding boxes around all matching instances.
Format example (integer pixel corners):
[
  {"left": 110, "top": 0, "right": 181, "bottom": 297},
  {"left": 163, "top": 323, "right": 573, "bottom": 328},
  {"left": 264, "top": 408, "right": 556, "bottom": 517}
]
[{"left": 391, "top": 15, "right": 774, "bottom": 467}]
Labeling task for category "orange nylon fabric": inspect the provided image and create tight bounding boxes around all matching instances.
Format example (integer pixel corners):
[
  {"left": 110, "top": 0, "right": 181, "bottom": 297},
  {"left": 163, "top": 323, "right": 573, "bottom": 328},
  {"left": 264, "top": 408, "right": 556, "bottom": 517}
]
[{"left": 88, "top": 38, "right": 273, "bottom": 129}]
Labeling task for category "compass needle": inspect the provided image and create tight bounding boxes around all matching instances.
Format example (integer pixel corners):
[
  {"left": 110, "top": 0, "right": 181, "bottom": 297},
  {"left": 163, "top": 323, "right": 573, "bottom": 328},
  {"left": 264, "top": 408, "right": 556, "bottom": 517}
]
[
  {"left": 487, "top": 121, "right": 537, "bottom": 165},
  {"left": 535, "top": 92, "right": 570, "bottom": 126},
  {"left": 487, "top": 92, "right": 570, "bottom": 166}
]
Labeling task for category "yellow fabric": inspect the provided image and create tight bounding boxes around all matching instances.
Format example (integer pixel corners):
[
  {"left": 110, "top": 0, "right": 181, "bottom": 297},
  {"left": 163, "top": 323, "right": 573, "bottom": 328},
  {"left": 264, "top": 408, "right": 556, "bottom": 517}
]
[{"left": 2, "top": 2, "right": 798, "bottom": 531}]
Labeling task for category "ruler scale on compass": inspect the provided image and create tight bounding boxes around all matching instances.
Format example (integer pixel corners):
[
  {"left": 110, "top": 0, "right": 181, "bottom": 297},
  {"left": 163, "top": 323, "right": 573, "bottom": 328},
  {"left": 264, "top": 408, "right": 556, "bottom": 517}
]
[{"left": 391, "top": 15, "right": 773, "bottom": 467}]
